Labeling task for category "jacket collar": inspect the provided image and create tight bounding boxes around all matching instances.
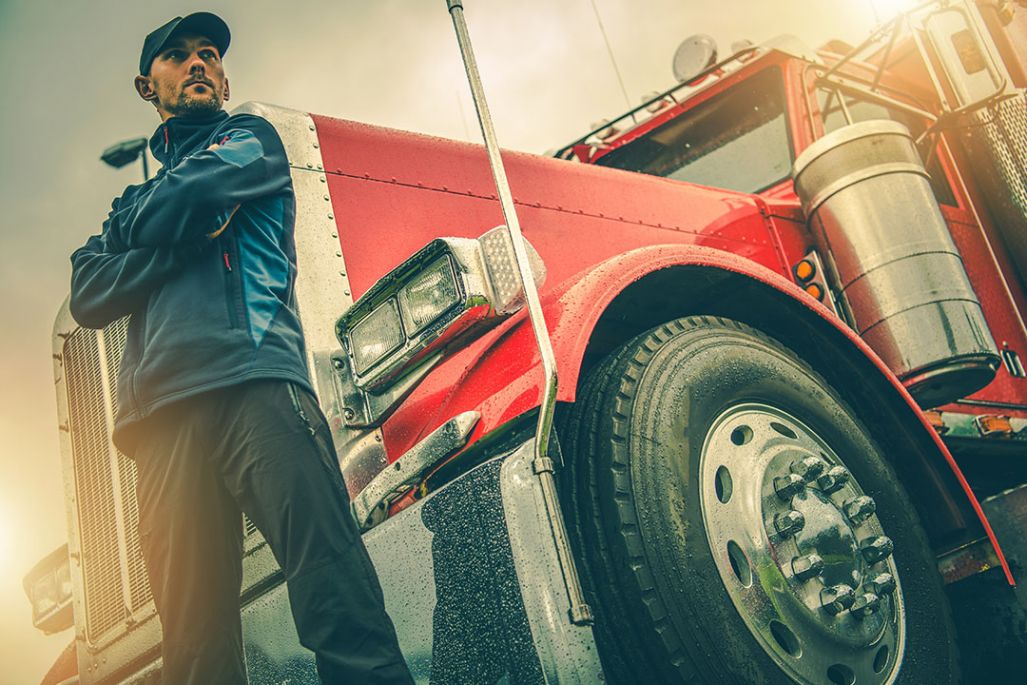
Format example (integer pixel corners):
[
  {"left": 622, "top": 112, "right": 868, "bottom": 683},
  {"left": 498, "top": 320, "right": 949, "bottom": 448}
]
[{"left": 149, "top": 110, "right": 230, "bottom": 165}]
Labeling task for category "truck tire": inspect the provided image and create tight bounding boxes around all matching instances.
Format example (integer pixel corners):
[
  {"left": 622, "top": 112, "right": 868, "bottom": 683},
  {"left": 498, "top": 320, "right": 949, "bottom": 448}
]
[{"left": 556, "top": 316, "right": 959, "bottom": 685}]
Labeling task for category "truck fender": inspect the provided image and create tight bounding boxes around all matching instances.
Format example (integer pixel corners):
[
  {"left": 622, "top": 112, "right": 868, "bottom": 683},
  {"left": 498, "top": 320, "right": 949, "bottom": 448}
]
[{"left": 426, "top": 243, "right": 1014, "bottom": 584}]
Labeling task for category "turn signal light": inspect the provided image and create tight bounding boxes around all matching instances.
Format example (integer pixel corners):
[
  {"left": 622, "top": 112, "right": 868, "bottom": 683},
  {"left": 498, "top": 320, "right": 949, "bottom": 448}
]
[
  {"left": 923, "top": 410, "right": 948, "bottom": 434},
  {"left": 975, "top": 415, "right": 1014, "bottom": 438},
  {"left": 804, "top": 283, "right": 824, "bottom": 301},
  {"left": 794, "top": 259, "right": 816, "bottom": 282}
]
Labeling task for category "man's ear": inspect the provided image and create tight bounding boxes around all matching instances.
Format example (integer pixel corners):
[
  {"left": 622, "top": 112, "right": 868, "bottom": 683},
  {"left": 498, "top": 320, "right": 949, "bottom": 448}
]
[
  {"left": 223, "top": 77, "right": 230, "bottom": 104},
  {"left": 134, "top": 75, "right": 157, "bottom": 104}
]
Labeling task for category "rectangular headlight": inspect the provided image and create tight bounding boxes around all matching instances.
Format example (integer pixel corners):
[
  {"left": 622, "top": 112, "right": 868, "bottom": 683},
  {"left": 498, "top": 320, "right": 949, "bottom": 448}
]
[
  {"left": 349, "top": 299, "right": 404, "bottom": 375},
  {"left": 23, "top": 544, "right": 73, "bottom": 634},
  {"left": 398, "top": 255, "right": 460, "bottom": 335},
  {"left": 335, "top": 225, "right": 546, "bottom": 399}
]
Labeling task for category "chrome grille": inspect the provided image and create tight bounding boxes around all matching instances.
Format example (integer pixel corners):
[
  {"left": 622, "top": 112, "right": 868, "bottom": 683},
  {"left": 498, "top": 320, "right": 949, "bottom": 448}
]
[
  {"left": 956, "top": 92, "right": 1027, "bottom": 281},
  {"left": 65, "top": 318, "right": 155, "bottom": 641},
  {"left": 978, "top": 94, "right": 1027, "bottom": 219},
  {"left": 118, "top": 447, "right": 151, "bottom": 611},
  {"left": 102, "top": 320, "right": 152, "bottom": 610},
  {"left": 65, "top": 327, "right": 126, "bottom": 641}
]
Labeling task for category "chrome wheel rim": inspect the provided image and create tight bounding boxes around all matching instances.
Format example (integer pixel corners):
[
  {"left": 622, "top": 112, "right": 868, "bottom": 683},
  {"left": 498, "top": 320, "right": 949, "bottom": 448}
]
[{"left": 699, "top": 403, "right": 906, "bottom": 685}]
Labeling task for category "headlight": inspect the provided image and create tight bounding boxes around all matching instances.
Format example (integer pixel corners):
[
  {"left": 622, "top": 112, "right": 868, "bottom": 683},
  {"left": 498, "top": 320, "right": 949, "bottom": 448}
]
[
  {"left": 398, "top": 256, "right": 460, "bottom": 335},
  {"left": 23, "top": 544, "right": 73, "bottom": 634},
  {"left": 349, "top": 299, "right": 404, "bottom": 375},
  {"left": 335, "top": 225, "right": 546, "bottom": 421}
]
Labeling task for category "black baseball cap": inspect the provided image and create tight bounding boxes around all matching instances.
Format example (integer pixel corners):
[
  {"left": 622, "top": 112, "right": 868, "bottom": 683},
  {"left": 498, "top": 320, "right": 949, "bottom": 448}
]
[{"left": 139, "top": 12, "right": 231, "bottom": 75}]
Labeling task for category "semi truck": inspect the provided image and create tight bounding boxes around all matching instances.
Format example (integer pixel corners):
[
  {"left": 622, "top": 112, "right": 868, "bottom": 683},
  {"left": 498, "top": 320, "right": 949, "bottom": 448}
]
[{"left": 24, "top": 0, "right": 1027, "bottom": 683}]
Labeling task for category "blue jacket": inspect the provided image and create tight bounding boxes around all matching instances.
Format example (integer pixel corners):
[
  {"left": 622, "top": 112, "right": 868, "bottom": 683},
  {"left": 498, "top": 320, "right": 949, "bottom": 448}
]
[{"left": 70, "top": 110, "right": 313, "bottom": 454}]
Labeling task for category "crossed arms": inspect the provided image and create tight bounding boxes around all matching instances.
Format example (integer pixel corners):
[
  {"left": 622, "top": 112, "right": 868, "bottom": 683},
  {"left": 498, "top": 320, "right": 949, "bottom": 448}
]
[{"left": 69, "top": 116, "right": 289, "bottom": 329}]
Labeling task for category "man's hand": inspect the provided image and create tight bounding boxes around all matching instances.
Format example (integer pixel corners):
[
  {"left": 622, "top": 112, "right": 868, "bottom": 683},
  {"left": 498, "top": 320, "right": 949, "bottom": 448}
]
[{"left": 207, "top": 203, "right": 240, "bottom": 240}]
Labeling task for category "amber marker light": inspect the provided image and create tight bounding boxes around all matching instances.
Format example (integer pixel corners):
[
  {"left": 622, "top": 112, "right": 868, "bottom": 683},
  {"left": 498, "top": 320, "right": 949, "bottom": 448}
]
[
  {"left": 804, "top": 283, "right": 825, "bottom": 301},
  {"left": 923, "top": 410, "right": 948, "bottom": 434},
  {"left": 794, "top": 259, "right": 816, "bottom": 282},
  {"left": 976, "top": 415, "right": 1014, "bottom": 438}
]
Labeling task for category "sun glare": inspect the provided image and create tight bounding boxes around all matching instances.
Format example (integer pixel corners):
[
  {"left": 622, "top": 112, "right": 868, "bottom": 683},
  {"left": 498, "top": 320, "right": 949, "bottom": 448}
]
[{"left": 868, "top": 0, "right": 919, "bottom": 21}]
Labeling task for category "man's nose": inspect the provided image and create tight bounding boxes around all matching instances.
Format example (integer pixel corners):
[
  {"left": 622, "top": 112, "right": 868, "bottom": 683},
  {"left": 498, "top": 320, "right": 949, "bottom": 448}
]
[{"left": 186, "top": 53, "right": 207, "bottom": 74}]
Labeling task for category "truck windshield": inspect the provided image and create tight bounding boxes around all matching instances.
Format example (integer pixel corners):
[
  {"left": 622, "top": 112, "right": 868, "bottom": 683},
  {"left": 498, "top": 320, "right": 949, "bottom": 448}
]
[{"left": 595, "top": 67, "right": 792, "bottom": 194}]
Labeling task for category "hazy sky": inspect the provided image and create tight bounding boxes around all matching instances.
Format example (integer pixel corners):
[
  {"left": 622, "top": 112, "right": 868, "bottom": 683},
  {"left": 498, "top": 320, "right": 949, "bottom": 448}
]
[{"left": 0, "top": 0, "right": 894, "bottom": 680}]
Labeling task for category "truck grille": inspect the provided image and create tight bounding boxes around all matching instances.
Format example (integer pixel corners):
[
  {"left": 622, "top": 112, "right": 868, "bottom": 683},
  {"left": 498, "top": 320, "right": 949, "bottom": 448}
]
[
  {"left": 101, "top": 322, "right": 152, "bottom": 612},
  {"left": 64, "top": 320, "right": 151, "bottom": 642},
  {"left": 956, "top": 92, "right": 1027, "bottom": 284}
]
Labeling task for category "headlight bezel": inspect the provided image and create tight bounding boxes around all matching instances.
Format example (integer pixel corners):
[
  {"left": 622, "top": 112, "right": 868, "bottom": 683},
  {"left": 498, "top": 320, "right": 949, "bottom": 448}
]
[
  {"left": 339, "top": 249, "right": 472, "bottom": 387},
  {"left": 333, "top": 225, "right": 546, "bottom": 426}
]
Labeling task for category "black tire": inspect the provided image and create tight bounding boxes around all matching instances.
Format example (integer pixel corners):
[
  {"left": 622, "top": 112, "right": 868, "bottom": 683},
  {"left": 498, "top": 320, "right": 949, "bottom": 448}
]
[{"left": 556, "top": 316, "right": 959, "bottom": 685}]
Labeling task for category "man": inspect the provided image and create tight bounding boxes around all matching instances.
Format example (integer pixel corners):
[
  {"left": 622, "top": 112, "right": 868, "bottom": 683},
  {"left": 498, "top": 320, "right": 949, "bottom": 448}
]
[{"left": 69, "top": 12, "right": 414, "bottom": 684}]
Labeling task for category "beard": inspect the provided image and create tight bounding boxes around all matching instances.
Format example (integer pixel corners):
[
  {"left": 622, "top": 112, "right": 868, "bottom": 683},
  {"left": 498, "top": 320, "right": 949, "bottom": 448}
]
[{"left": 160, "top": 85, "right": 223, "bottom": 119}]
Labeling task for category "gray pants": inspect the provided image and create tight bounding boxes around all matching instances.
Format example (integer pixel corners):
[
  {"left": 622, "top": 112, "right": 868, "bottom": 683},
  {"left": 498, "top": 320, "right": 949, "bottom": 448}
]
[{"left": 132, "top": 379, "right": 413, "bottom": 684}]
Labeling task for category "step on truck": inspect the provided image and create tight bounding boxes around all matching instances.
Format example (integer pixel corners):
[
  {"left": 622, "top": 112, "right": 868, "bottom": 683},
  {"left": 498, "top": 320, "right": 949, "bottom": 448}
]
[{"left": 24, "top": 1, "right": 1027, "bottom": 683}]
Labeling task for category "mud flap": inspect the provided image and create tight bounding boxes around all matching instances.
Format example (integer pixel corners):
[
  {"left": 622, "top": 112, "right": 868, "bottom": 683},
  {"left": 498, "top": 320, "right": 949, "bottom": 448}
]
[{"left": 946, "top": 484, "right": 1027, "bottom": 684}]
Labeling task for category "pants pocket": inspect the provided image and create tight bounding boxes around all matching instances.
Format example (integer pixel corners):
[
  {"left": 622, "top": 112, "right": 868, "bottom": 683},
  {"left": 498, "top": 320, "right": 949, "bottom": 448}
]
[
  {"left": 286, "top": 382, "right": 317, "bottom": 437},
  {"left": 286, "top": 383, "right": 352, "bottom": 501}
]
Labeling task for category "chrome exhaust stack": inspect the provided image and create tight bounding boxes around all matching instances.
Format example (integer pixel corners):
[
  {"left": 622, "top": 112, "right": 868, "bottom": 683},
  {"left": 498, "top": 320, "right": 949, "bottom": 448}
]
[{"left": 793, "top": 120, "right": 999, "bottom": 407}]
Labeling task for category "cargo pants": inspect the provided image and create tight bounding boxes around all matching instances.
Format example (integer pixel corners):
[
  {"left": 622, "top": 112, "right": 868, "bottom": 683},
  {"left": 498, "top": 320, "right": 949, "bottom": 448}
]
[{"left": 132, "top": 379, "right": 414, "bottom": 685}]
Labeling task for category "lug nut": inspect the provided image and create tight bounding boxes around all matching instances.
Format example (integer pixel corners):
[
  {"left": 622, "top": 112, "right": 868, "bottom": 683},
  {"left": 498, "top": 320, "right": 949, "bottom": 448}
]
[
  {"left": 791, "top": 553, "right": 825, "bottom": 581},
  {"left": 844, "top": 495, "right": 877, "bottom": 525},
  {"left": 868, "top": 572, "right": 897, "bottom": 596},
  {"left": 850, "top": 592, "right": 881, "bottom": 618},
  {"left": 790, "top": 457, "right": 827, "bottom": 483},
  {"left": 821, "top": 584, "right": 856, "bottom": 615},
  {"left": 817, "top": 465, "right": 850, "bottom": 494},
  {"left": 774, "top": 510, "right": 806, "bottom": 538},
  {"left": 860, "top": 535, "right": 895, "bottom": 564},
  {"left": 774, "top": 473, "right": 806, "bottom": 501}
]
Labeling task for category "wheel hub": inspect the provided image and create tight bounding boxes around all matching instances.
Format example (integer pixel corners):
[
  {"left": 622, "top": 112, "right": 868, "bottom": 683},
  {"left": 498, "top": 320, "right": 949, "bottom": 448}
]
[
  {"left": 789, "top": 488, "right": 859, "bottom": 590},
  {"left": 700, "top": 403, "right": 905, "bottom": 685}
]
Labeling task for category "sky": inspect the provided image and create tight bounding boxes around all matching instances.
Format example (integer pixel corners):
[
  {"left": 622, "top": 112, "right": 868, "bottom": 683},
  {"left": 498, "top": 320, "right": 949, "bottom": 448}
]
[{"left": 0, "top": 0, "right": 899, "bottom": 681}]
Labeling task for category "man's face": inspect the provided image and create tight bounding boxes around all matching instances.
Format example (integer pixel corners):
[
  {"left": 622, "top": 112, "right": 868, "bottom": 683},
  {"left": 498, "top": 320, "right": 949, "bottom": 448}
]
[{"left": 135, "top": 33, "right": 229, "bottom": 120}]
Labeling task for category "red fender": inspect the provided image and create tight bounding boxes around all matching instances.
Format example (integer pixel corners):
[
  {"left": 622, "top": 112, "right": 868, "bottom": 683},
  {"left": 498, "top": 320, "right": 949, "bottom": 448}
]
[{"left": 384, "top": 243, "right": 1013, "bottom": 585}]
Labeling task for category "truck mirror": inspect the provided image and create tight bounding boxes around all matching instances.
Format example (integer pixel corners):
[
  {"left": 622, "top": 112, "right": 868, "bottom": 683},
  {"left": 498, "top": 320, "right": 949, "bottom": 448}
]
[{"left": 921, "top": 2, "right": 1007, "bottom": 108}]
